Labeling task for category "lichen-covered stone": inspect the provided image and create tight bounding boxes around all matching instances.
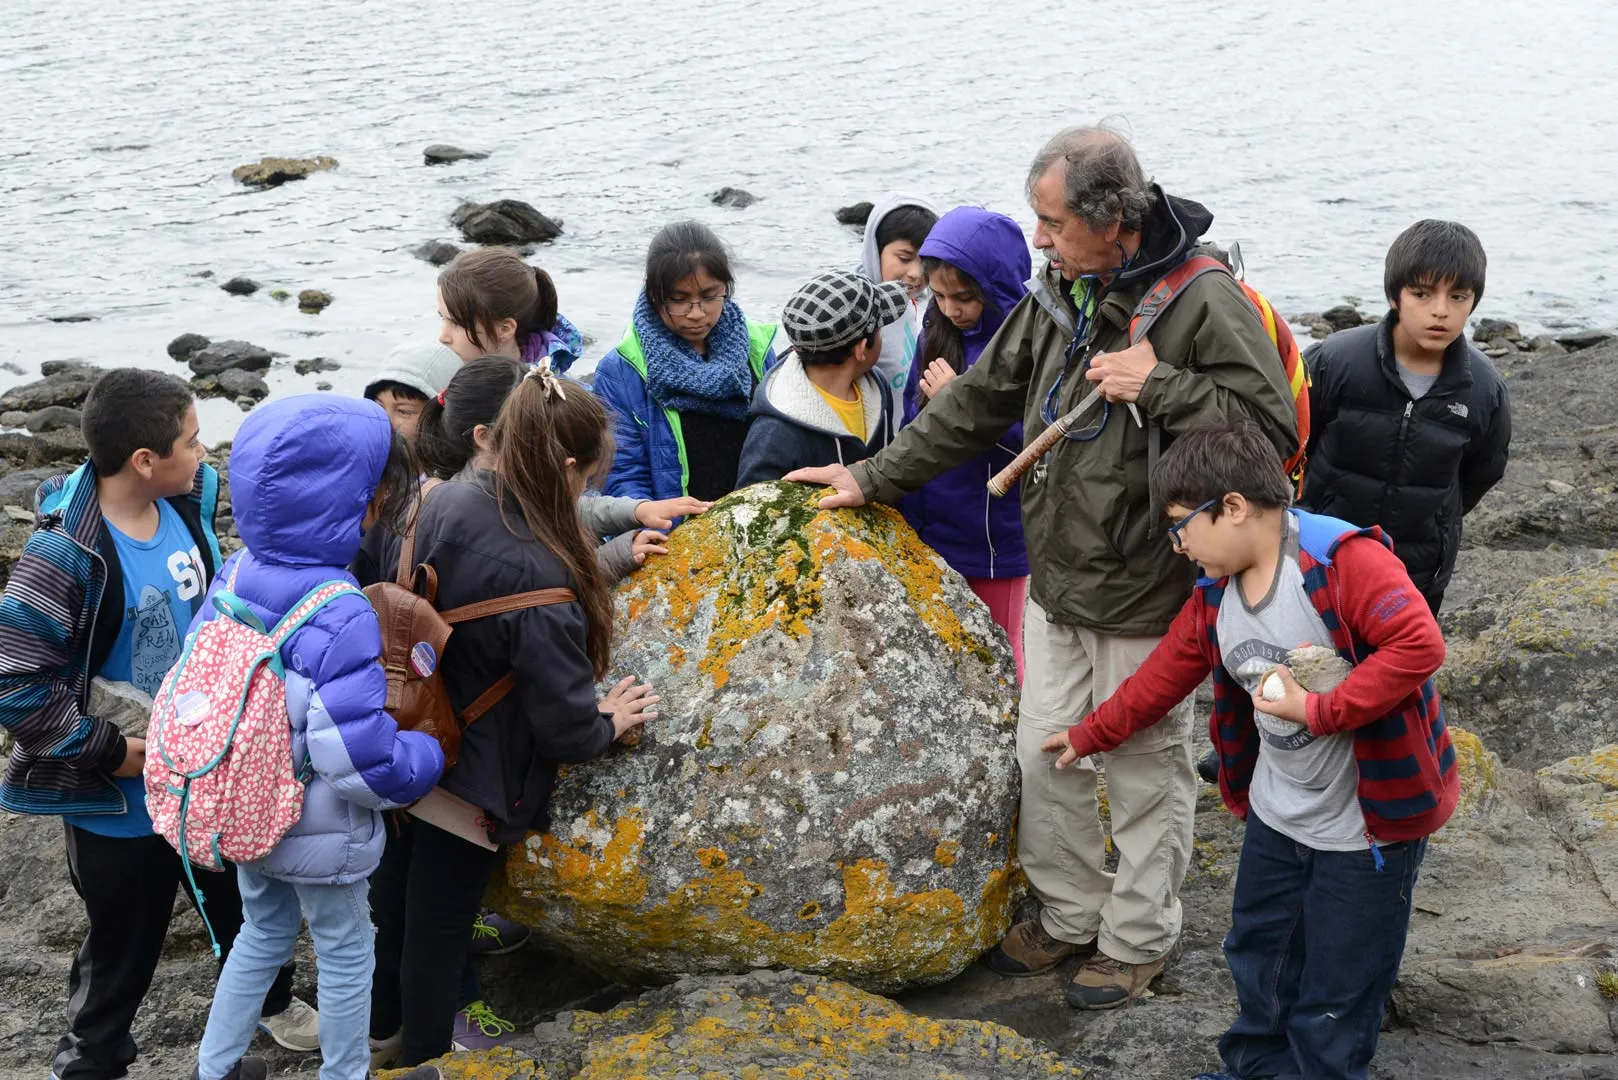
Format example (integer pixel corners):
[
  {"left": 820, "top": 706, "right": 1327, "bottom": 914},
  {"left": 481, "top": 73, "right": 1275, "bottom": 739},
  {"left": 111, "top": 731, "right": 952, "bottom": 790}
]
[
  {"left": 497, "top": 482, "right": 1023, "bottom": 992},
  {"left": 231, "top": 155, "right": 337, "bottom": 187},
  {"left": 1438, "top": 554, "right": 1617, "bottom": 767},
  {"left": 532, "top": 970, "right": 1076, "bottom": 1079}
]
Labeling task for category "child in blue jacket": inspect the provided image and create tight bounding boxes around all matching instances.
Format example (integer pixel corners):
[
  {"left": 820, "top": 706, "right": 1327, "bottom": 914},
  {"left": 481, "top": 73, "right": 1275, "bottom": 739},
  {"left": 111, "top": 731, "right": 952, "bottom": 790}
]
[{"left": 188, "top": 396, "right": 444, "bottom": 1080}]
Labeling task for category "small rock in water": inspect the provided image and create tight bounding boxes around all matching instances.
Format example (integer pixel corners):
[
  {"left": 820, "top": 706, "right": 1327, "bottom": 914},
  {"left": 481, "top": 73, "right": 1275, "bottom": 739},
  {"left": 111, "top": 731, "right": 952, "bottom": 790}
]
[
  {"left": 231, "top": 155, "right": 338, "bottom": 188},
  {"left": 1320, "top": 304, "right": 1365, "bottom": 332},
  {"left": 836, "top": 201, "right": 874, "bottom": 227},
  {"left": 220, "top": 276, "right": 260, "bottom": 297},
  {"left": 423, "top": 144, "right": 489, "bottom": 165},
  {"left": 1286, "top": 644, "right": 1352, "bottom": 693},
  {"left": 167, "top": 332, "right": 210, "bottom": 360},
  {"left": 1309, "top": 321, "right": 1333, "bottom": 339},
  {"left": 269, "top": 289, "right": 291, "bottom": 301},
  {"left": 188, "top": 341, "right": 275, "bottom": 377},
  {"left": 412, "top": 239, "right": 462, "bottom": 266},
  {"left": 297, "top": 289, "right": 332, "bottom": 314},
  {"left": 710, "top": 186, "right": 760, "bottom": 209},
  {"left": 216, "top": 369, "right": 269, "bottom": 401},
  {"left": 1555, "top": 328, "right": 1616, "bottom": 353},
  {"left": 450, "top": 199, "right": 563, "bottom": 245},
  {"left": 1473, "top": 317, "right": 1522, "bottom": 344},
  {"left": 0, "top": 361, "right": 22, "bottom": 376},
  {"left": 46, "top": 313, "right": 95, "bottom": 324},
  {"left": 24, "top": 406, "right": 81, "bottom": 434},
  {"left": 293, "top": 357, "right": 341, "bottom": 376},
  {"left": 235, "top": 397, "right": 257, "bottom": 412},
  {"left": 315, "top": 382, "right": 333, "bottom": 392}
]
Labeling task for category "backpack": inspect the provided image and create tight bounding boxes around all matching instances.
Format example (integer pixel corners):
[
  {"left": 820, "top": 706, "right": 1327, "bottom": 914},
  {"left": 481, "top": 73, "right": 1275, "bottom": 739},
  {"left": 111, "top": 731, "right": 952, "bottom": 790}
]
[
  {"left": 144, "top": 559, "right": 358, "bottom": 951},
  {"left": 1128, "top": 251, "right": 1312, "bottom": 493},
  {"left": 363, "top": 480, "right": 576, "bottom": 770}
]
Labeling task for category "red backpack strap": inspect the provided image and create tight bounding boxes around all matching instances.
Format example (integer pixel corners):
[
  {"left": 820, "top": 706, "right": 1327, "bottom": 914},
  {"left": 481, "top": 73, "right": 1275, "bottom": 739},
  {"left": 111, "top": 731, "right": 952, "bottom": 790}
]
[{"left": 1129, "top": 255, "right": 1233, "bottom": 345}]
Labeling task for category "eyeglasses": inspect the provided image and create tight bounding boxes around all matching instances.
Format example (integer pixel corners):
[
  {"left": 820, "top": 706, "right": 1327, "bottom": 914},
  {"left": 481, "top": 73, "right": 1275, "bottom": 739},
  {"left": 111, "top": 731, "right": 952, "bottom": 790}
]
[
  {"left": 1167, "top": 498, "right": 1219, "bottom": 550},
  {"left": 661, "top": 291, "right": 728, "bottom": 315}
]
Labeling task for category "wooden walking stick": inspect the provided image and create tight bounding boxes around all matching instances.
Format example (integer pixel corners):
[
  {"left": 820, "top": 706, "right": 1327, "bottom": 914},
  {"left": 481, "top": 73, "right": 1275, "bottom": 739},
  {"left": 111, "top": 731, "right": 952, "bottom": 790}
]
[{"left": 987, "top": 385, "right": 1107, "bottom": 497}]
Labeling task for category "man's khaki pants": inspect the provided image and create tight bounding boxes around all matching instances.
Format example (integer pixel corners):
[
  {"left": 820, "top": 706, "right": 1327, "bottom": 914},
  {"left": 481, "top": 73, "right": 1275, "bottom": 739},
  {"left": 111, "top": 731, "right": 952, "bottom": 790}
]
[{"left": 1015, "top": 599, "right": 1196, "bottom": 965}]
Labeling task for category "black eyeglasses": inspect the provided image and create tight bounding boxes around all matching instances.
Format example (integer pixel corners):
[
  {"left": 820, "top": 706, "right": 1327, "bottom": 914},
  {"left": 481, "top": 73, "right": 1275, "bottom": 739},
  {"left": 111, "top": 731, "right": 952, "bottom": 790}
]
[{"left": 1167, "top": 498, "right": 1219, "bottom": 550}]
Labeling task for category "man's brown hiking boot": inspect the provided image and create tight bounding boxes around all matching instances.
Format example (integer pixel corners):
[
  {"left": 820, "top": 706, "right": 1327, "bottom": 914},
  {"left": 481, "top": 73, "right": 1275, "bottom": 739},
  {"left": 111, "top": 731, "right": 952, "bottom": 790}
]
[
  {"left": 1065, "top": 948, "right": 1173, "bottom": 1009},
  {"left": 984, "top": 919, "right": 1096, "bottom": 976}
]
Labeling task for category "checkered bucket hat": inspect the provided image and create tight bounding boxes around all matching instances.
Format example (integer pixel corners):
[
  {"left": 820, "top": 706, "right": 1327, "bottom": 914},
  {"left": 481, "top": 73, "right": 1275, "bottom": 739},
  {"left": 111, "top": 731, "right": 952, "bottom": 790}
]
[{"left": 781, "top": 270, "right": 911, "bottom": 353}]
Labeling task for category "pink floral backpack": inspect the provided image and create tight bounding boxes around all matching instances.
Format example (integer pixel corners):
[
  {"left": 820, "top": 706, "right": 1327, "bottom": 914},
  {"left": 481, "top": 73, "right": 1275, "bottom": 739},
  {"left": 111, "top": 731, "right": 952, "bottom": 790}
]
[{"left": 144, "top": 559, "right": 360, "bottom": 950}]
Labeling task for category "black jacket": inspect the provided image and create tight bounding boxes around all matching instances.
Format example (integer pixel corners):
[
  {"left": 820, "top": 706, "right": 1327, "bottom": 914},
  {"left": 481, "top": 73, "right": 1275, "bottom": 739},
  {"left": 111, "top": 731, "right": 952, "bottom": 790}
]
[
  {"left": 1299, "top": 317, "right": 1511, "bottom": 606},
  {"left": 736, "top": 357, "right": 895, "bottom": 488},
  {"left": 398, "top": 473, "right": 613, "bottom": 842}
]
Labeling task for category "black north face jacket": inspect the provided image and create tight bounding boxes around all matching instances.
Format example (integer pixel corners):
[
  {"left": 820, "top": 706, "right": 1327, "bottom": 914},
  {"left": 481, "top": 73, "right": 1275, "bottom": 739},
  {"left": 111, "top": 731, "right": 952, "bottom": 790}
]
[{"left": 1299, "top": 316, "right": 1512, "bottom": 610}]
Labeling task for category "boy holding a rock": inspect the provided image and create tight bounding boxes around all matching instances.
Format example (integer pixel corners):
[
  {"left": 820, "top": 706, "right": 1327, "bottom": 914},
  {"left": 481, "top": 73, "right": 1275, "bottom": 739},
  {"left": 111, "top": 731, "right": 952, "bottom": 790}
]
[
  {"left": 1042, "top": 419, "right": 1458, "bottom": 1080},
  {"left": 0, "top": 370, "right": 316, "bottom": 1080}
]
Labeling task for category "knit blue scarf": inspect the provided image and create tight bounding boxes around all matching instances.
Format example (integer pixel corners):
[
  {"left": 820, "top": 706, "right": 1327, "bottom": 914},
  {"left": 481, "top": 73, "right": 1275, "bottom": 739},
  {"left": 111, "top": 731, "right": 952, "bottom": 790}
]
[{"left": 633, "top": 292, "right": 753, "bottom": 421}]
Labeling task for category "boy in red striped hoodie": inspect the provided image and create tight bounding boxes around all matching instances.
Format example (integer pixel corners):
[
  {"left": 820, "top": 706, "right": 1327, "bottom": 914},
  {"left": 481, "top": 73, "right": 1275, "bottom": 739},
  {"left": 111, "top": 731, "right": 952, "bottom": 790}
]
[{"left": 1043, "top": 418, "right": 1458, "bottom": 1080}]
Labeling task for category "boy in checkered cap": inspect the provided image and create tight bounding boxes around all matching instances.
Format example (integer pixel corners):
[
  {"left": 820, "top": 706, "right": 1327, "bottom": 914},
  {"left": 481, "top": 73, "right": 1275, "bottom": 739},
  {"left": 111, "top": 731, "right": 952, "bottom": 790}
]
[{"left": 736, "top": 271, "right": 906, "bottom": 486}]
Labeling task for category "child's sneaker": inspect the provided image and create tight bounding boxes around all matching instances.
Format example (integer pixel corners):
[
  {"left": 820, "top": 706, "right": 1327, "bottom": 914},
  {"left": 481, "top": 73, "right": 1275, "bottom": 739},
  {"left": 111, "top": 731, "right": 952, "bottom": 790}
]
[
  {"left": 470, "top": 911, "right": 532, "bottom": 956},
  {"left": 451, "top": 1000, "right": 519, "bottom": 1051},
  {"left": 257, "top": 995, "right": 320, "bottom": 1052},
  {"left": 370, "top": 1029, "right": 403, "bottom": 1070}
]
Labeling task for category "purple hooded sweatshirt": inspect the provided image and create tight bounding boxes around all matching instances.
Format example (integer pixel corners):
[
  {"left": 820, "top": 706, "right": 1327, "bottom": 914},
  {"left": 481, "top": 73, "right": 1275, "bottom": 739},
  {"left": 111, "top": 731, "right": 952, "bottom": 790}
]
[{"left": 901, "top": 207, "right": 1031, "bottom": 579}]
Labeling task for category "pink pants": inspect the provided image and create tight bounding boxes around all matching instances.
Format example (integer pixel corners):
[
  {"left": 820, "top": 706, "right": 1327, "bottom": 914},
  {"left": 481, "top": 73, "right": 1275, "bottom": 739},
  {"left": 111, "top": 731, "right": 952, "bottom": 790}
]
[{"left": 967, "top": 576, "right": 1028, "bottom": 683}]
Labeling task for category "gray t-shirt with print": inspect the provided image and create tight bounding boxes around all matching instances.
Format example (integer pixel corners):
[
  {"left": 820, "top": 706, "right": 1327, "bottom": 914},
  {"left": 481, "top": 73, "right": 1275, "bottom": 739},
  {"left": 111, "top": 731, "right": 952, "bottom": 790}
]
[{"left": 1217, "top": 517, "right": 1366, "bottom": 851}]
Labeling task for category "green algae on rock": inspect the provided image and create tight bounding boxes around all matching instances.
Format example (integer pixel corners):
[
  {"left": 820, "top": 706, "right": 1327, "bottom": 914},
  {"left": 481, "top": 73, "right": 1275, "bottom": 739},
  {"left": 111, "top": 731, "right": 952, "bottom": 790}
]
[{"left": 495, "top": 482, "right": 1023, "bottom": 993}]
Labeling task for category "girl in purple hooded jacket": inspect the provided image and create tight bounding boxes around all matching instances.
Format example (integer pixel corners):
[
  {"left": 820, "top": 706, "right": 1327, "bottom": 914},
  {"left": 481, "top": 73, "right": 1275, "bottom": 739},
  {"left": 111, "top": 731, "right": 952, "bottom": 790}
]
[
  {"left": 436, "top": 248, "right": 585, "bottom": 369},
  {"left": 901, "top": 207, "right": 1032, "bottom": 680}
]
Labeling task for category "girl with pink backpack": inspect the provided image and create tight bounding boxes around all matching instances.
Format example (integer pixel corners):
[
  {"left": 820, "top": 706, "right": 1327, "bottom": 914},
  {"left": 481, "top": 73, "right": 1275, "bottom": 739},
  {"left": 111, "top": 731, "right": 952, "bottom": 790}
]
[{"left": 167, "top": 396, "right": 445, "bottom": 1080}]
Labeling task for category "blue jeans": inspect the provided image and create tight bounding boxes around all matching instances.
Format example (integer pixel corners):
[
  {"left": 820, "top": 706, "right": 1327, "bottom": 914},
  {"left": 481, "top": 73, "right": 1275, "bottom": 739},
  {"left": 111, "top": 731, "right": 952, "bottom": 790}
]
[
  {"left": 197, "top": 868, "right": 374, "bottom": 1080},
  {"left": 1219, "top": 811, "right": 1426, "bottom": 1080}
]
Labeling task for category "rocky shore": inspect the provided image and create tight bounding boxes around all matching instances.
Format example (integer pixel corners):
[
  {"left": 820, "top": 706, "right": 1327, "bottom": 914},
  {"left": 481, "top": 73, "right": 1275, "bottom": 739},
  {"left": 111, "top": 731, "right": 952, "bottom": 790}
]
[{"left": 0, "top": 331, "right": 1615, "bottom": 1080}]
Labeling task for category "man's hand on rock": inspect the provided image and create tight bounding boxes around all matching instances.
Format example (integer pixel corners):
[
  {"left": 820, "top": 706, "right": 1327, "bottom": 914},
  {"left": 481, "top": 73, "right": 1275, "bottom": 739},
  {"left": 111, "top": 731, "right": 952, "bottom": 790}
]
[
  {"left": 601, "top": 676, "right": 659, "bottom": 742},
  {"left": 784, "top": 464, "right": 866, "bottom": 509},
  {"left": 1084, "top": 340, "right": 1158, "bottom": 403},
  {"left": 635, "top": 497, "right": 712, "bottom": 531}
]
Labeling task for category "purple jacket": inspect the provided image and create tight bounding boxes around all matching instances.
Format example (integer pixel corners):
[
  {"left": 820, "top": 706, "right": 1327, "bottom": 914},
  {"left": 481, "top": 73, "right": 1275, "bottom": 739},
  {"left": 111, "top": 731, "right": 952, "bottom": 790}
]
[
  {"left": 901, "top": 207, "right": 1031, "bottom": 579},
  {"left": 192, "top": 396, "right": 443, "bottom": 885}
]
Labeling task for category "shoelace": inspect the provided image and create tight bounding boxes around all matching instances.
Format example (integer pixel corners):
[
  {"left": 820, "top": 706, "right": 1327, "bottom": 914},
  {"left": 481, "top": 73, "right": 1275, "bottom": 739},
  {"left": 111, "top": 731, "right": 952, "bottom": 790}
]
[
  {"left": 463, "top": 1001, "right": 516, "bottom": 1038},
  {"left": 470, "top": 915, "right": 500, "bottom": 940}
]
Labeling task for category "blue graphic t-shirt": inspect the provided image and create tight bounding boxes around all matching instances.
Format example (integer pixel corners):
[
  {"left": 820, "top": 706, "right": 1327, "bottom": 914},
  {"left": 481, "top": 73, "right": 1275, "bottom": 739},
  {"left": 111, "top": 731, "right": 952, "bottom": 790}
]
[{"left": 64, "top": 501, "right": 206, "bottom": 837}]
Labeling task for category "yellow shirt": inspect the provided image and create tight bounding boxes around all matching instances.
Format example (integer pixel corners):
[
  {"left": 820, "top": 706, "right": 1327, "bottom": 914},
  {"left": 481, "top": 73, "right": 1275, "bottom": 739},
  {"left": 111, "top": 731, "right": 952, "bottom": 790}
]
[{"left": 813, "top": 384, "right": 866, "bottom": 441}]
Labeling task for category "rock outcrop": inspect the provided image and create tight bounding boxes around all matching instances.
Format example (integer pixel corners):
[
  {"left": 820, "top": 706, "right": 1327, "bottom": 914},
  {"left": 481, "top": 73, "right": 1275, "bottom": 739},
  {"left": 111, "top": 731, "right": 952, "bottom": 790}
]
[
  {"left": 0, "top": 361, "right": 101, "bottom": 413},
  {"left": 186, "top": 340, "right": 276, "bottom": 377},
  {"left": 497, "top": 482, "right": 1023, "bottom": 993},
  {"left": 231, "top": 155, "right": 338, "bottom": 188}
]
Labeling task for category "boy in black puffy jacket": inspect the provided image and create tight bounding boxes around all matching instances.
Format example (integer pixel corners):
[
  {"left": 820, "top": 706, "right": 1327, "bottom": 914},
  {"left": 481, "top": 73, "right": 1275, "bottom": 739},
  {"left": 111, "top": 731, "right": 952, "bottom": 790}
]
[{"left": 1298, "top": 220, "right": 1511, "bottom": 614}]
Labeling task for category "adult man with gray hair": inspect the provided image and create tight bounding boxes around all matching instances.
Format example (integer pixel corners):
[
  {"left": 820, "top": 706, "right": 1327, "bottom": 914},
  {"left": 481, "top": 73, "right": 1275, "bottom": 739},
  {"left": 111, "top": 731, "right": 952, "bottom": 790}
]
[{"left": 790, "top": 126, "right": 1297, "bottom": 1009}]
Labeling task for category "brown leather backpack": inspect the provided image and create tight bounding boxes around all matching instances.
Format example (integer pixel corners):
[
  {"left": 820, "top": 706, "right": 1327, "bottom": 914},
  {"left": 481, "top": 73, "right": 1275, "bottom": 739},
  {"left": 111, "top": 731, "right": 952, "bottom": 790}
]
[{"left": 364, "top": 481, "right": 575, "bottom": 769}]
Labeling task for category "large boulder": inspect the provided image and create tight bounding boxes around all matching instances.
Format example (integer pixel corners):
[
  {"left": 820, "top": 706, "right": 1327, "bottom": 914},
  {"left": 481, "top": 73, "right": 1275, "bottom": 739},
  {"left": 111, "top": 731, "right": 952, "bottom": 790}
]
[
  {"left": 496, "top": 482, "right": 1023, "bottom": 993},
  {"left": 1438, "top": 554, "right": 1618, "bottom": 767},
  {"left": 450, "top": 200, "right": 563, "bottom": 246}
]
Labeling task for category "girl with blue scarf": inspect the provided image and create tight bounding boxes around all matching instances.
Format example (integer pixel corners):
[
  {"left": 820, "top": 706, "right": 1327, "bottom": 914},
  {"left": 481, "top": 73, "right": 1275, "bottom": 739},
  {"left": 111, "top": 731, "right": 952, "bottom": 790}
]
[{"left": 593, "top": 221, "right": 777, "bottom": 504}]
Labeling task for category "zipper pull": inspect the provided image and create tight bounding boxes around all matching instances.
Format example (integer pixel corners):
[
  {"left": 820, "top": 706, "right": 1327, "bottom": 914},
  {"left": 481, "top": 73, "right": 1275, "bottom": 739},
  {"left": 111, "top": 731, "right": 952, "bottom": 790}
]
[
  {"left": 1365, "top": 830, "right": 1385, "bottom": 872},
  {"left": 1404, "top": 402, "right": 1414, "bottom": 418}
]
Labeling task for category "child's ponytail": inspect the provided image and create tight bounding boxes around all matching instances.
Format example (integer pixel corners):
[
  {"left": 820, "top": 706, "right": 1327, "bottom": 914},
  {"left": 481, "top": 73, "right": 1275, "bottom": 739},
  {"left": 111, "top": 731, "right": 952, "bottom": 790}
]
[
  {"left": 490, "top": 366, "right": 616, "bottom": 679},
  {"left": 416, "top": 357, "right": 524, "bottom": 479}
]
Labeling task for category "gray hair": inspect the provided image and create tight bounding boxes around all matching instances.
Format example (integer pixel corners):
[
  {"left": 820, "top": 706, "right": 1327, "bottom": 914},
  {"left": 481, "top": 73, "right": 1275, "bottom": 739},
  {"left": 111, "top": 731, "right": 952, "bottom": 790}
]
[{"left": 1026, "top": 126, "right": 1158, "bottom": 232}]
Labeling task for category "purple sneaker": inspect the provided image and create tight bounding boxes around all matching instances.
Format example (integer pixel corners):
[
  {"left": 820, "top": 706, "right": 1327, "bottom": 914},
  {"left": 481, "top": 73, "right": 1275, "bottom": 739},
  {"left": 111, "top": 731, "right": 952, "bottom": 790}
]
[
  {"left": 470, "top": 911, "right": 532, "bottom": 956},
  {"left": 451, "top": 1000, "right": 519, "bottom": 1051}
]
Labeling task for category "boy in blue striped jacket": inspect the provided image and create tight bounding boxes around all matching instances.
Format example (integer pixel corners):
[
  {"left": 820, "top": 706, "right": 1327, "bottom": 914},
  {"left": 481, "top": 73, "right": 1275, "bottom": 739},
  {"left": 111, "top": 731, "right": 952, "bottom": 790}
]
[{"left": 0, "top": 369, "right": 314, "bottom": 1080}]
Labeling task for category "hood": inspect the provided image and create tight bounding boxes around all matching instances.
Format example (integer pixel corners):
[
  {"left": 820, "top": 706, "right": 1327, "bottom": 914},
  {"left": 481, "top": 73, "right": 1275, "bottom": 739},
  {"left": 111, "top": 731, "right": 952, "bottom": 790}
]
[
  {"left": 918, "top": 206, "right": 1031, "bottom": 353},
  {"left": 229, "top": 395, "right": 393, "bottom": 567},
  {"left": 523, "top": 312, "right": 586, "bottom": 373},
  {"left": 751, "top": 356, "right": 886, "bottom": 442},
  {"left": 1110, "top": 185, "right": 1215, "bottom": 289},
  {"left": 859, "top": 192, "right": 939, "bottom": 282}
]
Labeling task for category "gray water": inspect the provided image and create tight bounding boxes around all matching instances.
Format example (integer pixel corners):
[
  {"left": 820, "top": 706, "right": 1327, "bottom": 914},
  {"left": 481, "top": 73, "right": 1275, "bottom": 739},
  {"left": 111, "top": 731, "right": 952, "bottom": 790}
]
[{"left": 2, "top": 0, "right": 1615, "bottom": 439}]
